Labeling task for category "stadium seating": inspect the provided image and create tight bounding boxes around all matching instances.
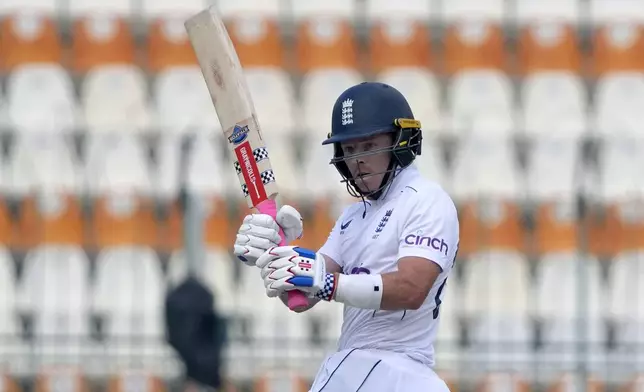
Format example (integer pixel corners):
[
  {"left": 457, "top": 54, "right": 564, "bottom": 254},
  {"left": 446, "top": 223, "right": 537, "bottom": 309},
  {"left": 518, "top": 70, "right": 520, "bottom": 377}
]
[
  {"left": 366, "top": 0, "right": 434, "bottom": 73},
  {"left": 5, "top": 64, "right": 78, "bottom": 134},
  {"left": 1, "top": 0, "right": 644, "bottom": 390}
]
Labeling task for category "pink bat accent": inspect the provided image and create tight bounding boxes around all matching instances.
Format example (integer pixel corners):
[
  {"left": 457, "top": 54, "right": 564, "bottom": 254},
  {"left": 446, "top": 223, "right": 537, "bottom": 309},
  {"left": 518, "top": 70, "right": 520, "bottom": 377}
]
[{"left": 256, "top": 199, "right": 309, "bottom": 311}]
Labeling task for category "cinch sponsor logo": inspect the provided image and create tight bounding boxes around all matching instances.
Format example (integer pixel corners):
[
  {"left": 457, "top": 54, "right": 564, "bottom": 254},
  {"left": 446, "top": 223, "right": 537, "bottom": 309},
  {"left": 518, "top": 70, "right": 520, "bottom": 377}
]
[
  {"left": 350, "top": 267, "right": 371, "bottom": 275},
  {"left": 404, "top": 234, "right": 449, "bottom": 256}
]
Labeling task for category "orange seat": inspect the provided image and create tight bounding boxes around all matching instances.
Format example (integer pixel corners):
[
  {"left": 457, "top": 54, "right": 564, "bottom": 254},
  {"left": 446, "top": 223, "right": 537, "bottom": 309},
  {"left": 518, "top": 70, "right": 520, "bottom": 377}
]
[
  {"left": 35, "top": 368, "right": 88, "bottom": 392},
  {"left": 0, "top": 197, "right": 13, "bottom": 247},
  {"left": 592, "top": 22, "right": 644, "bottom": 76},
  {"left": 308, "top": 198, "right": 336, "bottom": 250},
  {"left": 518, "top": 21, "right": 581, "bottom": 75},
  {"left": 72, "top": 14, "right": 136, "bottom": 73},
  {"left": 459, "top": 200, "right": 526, "bottom": 258},
  {"left": 443, "top": 20, "right": 506, "bottom": 75},
  {"left": 0, "top": 12, "right": 62, "bottom": 71},
  {"left": 157, "top": 199, "right": 183, "bottom": 253},
  {"left": 369, "top": 19, "right": 432, "bottom": 73},
  {"left": 1, "top": 374, "right": 21, "bottom": 392},
  {"left": 546, "top": 373, "right": 605, "bottom": 392},
  {"left": 16, "top": 193, "right": 85, "bottom": 249},
  {"left": 106, "top": 372, "right": 166, "bottom": 392},
  {"left": 620, "top": 374, "right": 644, "bottom": 392},
  {"left": 146, "top": 16, "right": 197, "bottom": 72},
  {"left": 532, "top": 201, "right": 579, "bottom": 256},
  {"left": 203, "top": 197, "right": 233, "bottom": 249},
  {"left": 588, "top": 200, "right": 644, "bottom": 259},
  {"left": 226, "top": 16, "right": 284, "bottom": 68},
  {"left": 90, "top": 194, "right": 159, "bottom": 249},
  {"left": 296, "top": 17, "right": 358, "bottom": 72},
  {"left": 253, "top": 371, "right": 309, "bottom": 392},
  {"left": 475, "top": 373, "right": 532, "bottom": 392}
]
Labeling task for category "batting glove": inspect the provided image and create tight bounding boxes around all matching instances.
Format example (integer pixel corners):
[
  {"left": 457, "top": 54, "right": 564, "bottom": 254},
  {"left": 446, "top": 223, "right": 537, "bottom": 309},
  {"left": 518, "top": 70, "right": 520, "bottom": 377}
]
[
  {"left": 256, "top": 246, "right": 328, "bottom": 298},
  {"left": 233, "top": 205, "right": 303, "bottom": 267}
]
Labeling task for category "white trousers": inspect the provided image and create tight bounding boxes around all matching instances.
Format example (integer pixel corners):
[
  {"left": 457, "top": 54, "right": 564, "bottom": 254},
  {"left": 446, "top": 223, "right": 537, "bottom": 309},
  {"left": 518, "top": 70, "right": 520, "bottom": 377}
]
[{"left": 308, "top": 348, "right": 451, "bottom": 392}]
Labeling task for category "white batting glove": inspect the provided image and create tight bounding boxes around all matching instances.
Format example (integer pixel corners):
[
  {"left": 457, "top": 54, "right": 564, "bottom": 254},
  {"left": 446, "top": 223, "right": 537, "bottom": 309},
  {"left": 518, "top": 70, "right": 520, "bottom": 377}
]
[
  {"left": 233, "top": 205, "right": 303, "bottom": 267},
  {"left": 256, "top": 246, "right": 327, "bottom": 298}
]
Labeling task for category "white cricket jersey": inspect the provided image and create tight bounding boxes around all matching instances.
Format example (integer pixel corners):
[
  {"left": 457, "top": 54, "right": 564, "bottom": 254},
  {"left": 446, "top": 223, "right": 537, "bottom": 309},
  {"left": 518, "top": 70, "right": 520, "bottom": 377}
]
[{"left": 318, "top": 164, "right": 460, "bottom": 368}]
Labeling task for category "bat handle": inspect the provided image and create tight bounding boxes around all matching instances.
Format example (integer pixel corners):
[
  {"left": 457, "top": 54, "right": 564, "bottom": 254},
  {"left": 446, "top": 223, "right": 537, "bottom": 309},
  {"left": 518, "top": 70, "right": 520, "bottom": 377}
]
[{"left": 256, "top": 199, "right": 310, "bottom": 311}]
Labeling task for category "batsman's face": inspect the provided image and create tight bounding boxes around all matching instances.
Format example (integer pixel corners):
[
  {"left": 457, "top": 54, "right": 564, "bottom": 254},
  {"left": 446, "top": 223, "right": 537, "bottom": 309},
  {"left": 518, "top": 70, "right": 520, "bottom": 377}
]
[{"left": 341, "top": 133, "right": 394, "bottom": 194}]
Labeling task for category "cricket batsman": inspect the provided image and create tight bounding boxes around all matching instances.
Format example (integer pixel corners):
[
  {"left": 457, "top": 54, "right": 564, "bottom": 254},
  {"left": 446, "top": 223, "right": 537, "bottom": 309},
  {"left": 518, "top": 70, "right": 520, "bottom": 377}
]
[{"left": 233, "top": 82, "right": 459, "bottom": 391}]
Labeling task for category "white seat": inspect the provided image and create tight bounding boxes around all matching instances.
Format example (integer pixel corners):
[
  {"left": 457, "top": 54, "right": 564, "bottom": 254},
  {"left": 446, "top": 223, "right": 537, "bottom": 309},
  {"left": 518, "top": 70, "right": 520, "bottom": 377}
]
[
  {"left": 516, "top": 0, "right": 581, "bottom": 22},
  {"left": 590, "top": 0, "right": 644, "bottom": 24},
  {"left": 596, "top": 136, "right": 644, "bottom": 202},
  {"left": 376, "top": 68, "right": 444, "bottom": 134},
  {"left": 93, "top": 246, "right": 169, "bottom": 372},
  {"left": 300, "top": 134, "right": 347, "bottom": 200},
  {"left": 301, "top": 69, "right": 364, "bottom": 133},
  {"left": 0, "top": 247, "right": 17, "bottom": 338},
  {"left": 366, "top": 0, "right": 433, "bottom": 20},
  {"left": 462, "top": 251, "right": 533, "bottom": 373},
  {"left": 0, "top": 87, "right": 6, "bottom": 130},
  {"left": 609, "top": 252, "right": 644, "bottom": 353},
  {"left": 141, "top": 0, "right": 204, "bottom": 18},
  {"left": 18, "top": 245, "right": 93, "bottom": 367},
  {"left": 447, "top": 71, "right": 515, "bottom": 136},
  {"left": 6, "top": 64, "right": 78, "bottom": 134},
  {"left": 244, "top": 68, "right": 298, "bottom": 133},
  {"left": 185, "top": 133, "right": 233, "bottom": 198},
  {"left": 0, "top": 248, "right": 25, "bottom": 374},
  {"left": 414, "top": 140, "right": 446, "bottom": 190},
  {"left": 81, "top": 65, "right": 151, "bottom": 133},
  {"left": 434, "top": 277, "right": 461, "bottom": 372},
  {"left": 236, "top": 263, "right": 311, "bottom": 365},
  {"left": 153, "top": 66, "right": 220, "bottom": 135},
  {"left": 154, "top": 134, "right": 183, "bottom": 201},
  {"left": 0, "top": 0, "right": 56, "bottom": 13},
  {"left": 451, "top": 135, "right": 522, "bottom": 201},
  {"left": 168, "top": 248, "right": 238, "bottom": 316},
  {"left": 217, "top": 0, "right": 282, "bottom": 18},
  {"left": 521, "top": 72, "right": 587, "bottom": 138},
  {"left": 535, "top": 253, "right": 608, "bottom": 375},
  {"left": 5, "top": 133, "right": 82, "bottom": 197},
  {"left": 593, "top": 73, "right": 644, "bottom": 137},
  {"left": 262, "top": 132, "right": 302, "bottom": 200},
  {"left": 84, "top": 133, "right": 154, "bottom": 197},
  {"left": 292, "top": 0, "right": 357, "bottom": 19},
  {"left": 526, "top": 135, "right": 584, "bottom": 201},
  {"left": 441, "top": 0, "right": 506, "bottom": 21},
  {"left": 69, "top": 0, "right": 134, "bottom": 16}
]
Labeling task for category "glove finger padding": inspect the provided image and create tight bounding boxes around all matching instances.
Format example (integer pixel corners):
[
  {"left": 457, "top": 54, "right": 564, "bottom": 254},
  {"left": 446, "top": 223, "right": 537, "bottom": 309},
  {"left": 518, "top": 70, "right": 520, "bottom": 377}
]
[
  {"left": 276, "top": 205, "right": 303, "bottom": 243},
  {"left": 233, "top": 245, "right": 266, "bottom": 265},
  {"left": 238, "top": 223, "right": 282, "bottom": 244}
]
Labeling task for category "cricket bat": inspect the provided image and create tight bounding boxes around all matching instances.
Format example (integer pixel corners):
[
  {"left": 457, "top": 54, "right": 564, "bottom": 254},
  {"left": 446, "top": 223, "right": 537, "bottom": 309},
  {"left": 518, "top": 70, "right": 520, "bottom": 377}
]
[{"left": 184, "top": 6, "right": 309, "bottom": 311}]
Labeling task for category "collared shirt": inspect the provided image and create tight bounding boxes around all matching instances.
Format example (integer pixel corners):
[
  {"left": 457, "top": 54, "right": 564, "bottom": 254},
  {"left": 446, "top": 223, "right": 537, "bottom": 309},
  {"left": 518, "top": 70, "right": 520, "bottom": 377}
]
[{"left": 319, "top": 164, "right": 460, "bottom": 367}]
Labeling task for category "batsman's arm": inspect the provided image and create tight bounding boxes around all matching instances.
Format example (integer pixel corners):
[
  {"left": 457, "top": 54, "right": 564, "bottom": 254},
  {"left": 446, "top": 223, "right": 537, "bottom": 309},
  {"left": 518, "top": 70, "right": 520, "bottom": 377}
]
[{"left": 279, "top": 254, "right": 342, "bottom": 312}]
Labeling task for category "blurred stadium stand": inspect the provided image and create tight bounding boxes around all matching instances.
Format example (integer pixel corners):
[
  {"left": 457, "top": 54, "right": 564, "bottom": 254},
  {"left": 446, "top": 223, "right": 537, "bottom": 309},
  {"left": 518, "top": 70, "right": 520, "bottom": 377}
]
[{"left": 0, "top": 0, "right": 643, "bottom": 391}]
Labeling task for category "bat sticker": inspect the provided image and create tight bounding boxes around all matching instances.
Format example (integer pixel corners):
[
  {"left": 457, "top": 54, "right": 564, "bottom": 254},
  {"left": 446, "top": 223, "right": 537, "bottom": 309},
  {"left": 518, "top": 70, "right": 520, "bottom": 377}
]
[
  {"left": 233, "top": 147, "right": 268, "bottom": 174},
  {"left": 228, "top": 124, "right": 250, "bottom": 145},
  {"left": 241, "top": 169, "right": 275, "bottom": 198}
]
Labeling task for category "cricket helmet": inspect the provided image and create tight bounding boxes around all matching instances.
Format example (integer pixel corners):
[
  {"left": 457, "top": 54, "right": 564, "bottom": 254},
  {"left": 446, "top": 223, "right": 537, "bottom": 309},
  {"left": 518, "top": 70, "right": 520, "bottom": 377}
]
[{"left": 322, "top": 82, "right": 423, "bottom": 200}]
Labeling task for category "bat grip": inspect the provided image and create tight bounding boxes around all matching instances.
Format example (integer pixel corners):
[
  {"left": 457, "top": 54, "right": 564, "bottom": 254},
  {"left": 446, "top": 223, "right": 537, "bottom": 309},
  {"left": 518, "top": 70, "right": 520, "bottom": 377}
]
[{"left": 256, "top": 199, "right": 309, "bottom": 311}]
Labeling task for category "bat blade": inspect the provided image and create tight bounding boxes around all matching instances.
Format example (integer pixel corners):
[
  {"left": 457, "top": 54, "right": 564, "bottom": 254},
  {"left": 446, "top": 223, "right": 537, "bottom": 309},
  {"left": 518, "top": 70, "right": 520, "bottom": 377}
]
[{"left": 184, "top": 6, "right": 309, "bottom": 311}]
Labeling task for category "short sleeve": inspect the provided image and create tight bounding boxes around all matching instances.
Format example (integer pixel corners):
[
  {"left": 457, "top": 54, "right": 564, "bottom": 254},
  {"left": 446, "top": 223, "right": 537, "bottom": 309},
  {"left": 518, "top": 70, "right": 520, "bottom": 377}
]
[
  {"left": 318, "top": 213, "right": 345, "bottom": 268},
  {"left": 397, "top": 189, "right": 460, "bottom": 271}
]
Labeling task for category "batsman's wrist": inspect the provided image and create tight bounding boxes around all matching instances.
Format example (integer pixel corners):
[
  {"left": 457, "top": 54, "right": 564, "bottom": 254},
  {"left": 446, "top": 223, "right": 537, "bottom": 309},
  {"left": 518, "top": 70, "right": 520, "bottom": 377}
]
[
  {"left": 314, "top": 273, "right": 383, "bottom": 310},
  {"left": 314, "top": 273, "right": 339, "bottom": 301}
]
